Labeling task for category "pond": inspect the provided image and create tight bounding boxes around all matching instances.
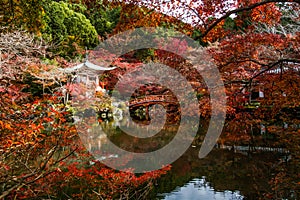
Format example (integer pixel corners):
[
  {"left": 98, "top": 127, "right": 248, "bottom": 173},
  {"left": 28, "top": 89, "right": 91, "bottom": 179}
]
[
  {"left": 76, "top": 116, "right": 287, "bottom": 199},
  {"left": 157, "top": 178, "right": 243, "bottom": 200},
  {"left": 150, "top": 146, "right": 286, "bottom": 200}
]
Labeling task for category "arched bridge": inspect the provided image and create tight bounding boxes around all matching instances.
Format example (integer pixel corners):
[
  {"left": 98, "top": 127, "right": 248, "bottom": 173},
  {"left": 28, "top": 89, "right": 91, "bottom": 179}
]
[{"left": 129, "top": 95, "right": 178, "bottom": 108}]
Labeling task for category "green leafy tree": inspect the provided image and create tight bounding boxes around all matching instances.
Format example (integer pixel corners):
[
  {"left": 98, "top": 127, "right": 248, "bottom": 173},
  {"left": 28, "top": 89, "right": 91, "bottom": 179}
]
[
  {"left": 0, "top": 0, "right": 46, "bottom": 34},
  {"left": 60, "top": 0, "right": 120, "bottom": 38},
  {"left": 79, "top": 0, "right": 121, "bottom": 38},
  {"left": 42, "top": 1, "right": 99, "bottom": 57}
]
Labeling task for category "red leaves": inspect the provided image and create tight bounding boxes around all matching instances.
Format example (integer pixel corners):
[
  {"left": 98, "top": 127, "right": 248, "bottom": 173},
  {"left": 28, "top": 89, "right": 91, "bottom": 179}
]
[
  {"left": 41, "top": 158, "right": 170, "bottom": 199},
  {"left": 0, "top": 90, "right": 171, "bottom": 199},
  {"left": 0, "top": 86, "right": 5, "bottom": 92},
  {"left": 203, "top": 20, "right": 227, "bottom": 43},
  {"left": 250, "top": 2, "right": 281, "bottom": 25}
]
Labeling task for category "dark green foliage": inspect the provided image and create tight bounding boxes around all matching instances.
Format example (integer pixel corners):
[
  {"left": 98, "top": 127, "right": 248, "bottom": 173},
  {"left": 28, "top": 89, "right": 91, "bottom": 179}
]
[
  {"left": 134, "top": 48, "right": 156, "bottom": 62},
  {"left": 1, "top": 0, "right": 120, "bottom": 58},
  {"left": 42, "top": 1, "right": 99, "bottom": 57},
  {"left": 79, "top": 0, "right": 121, "bottom": 38},
  {"left": 61, "top": 0, "right": 121, "bottom": 38},
  {"left": 223, "top": 17, "right": 237, "bottom": 31},
  {"left": 87, "top": 6, "right": 120, "bottom": 38}
]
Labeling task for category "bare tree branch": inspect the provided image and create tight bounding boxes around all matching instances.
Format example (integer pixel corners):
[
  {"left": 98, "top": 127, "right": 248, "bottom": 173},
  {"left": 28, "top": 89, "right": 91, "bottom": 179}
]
[
  {"left": 250, "top": 58, "right": 300, "bottom": 80},
  {"left": 194, "top": 0, "right": 300, "bottom": 41}
]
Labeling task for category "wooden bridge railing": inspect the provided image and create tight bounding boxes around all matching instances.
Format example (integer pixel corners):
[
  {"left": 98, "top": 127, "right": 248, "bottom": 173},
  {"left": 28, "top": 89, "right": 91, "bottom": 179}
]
[{"left": 129, "top": 95, "right": 178, "bottom": 108}]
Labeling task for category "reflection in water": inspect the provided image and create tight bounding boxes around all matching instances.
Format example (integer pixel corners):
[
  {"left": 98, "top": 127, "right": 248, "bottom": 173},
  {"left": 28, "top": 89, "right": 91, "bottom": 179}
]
[
  {"left": 158, "top": 178, "right": 243, "bottom": 200},
  {"left": 150, "top": 146, "right": 286, "bottom": 199},
  {"left": 76, "top": 114, "right": 288, "bottom": 198}
]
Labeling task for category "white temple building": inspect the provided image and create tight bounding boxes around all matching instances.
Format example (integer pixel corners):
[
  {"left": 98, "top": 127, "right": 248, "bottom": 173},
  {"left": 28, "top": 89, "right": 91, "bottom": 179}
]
[{"left": 61, "top": 54, "right": 116, "bottom": 101}]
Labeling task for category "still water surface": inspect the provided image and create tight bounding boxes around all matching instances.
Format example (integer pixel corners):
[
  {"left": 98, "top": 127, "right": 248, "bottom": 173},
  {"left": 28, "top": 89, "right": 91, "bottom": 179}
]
[
  {"left": 158, "top": 178, "right": 243, "bottom": 200},
  {"left": 150, "top": 146, "right": 283, "bottom": 199},
  {"left": 81, "top": 119, "right": 285, "bottom": 199}
]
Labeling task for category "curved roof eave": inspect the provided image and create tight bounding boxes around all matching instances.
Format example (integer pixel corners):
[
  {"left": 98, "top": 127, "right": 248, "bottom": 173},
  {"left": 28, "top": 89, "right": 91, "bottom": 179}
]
[{"left": 60, "top": 61, "right": 117, "bottom": 73}]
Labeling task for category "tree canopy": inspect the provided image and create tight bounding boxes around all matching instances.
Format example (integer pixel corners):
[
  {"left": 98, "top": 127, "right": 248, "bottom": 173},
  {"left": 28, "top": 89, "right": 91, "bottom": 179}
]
[{"left": 0, "top": 0, "right": 300, "bottom": 199}]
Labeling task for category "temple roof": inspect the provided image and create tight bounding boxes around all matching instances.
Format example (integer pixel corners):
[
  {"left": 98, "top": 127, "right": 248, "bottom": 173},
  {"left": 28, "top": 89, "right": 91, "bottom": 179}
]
[{"left": 61, "top": 60, "right": 116, "bottom": 73}]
